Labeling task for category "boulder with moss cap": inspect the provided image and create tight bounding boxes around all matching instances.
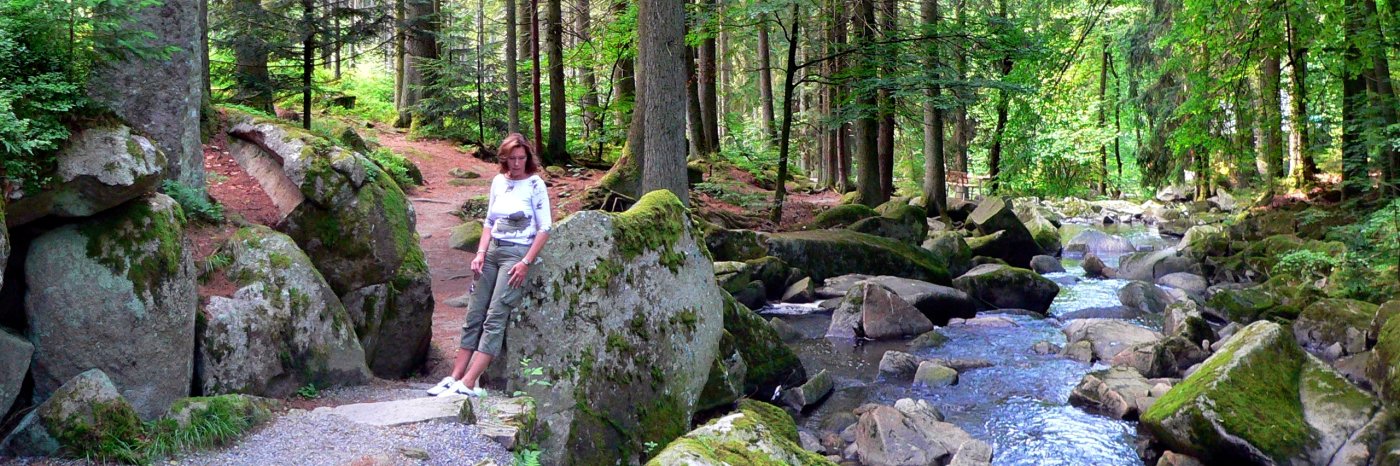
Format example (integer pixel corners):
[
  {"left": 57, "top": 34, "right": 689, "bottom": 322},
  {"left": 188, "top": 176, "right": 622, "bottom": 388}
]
[
  {"left": 966, "top": 196, "right": 1043, "bottom": 267},
  {"left": 24, "top": 193, "right": 195, "bottom": 419},
  {"left": 224, "top": 110, "right": 433, "bottom": 378},
  {"left": 479, "top": 190, "right": 727, "bottom": 465},
  {"left": 5, "top": 124, "right": 166, "bottom": 227},
  {"left": 197, "top": 226, "right": 372, "bottom": 397},
  {"left": 648, "top": 399, "right": 837, "bottom": 465},
  {"left": 0, "top": 369, "right": 143, "bottom": 458},
  {"left": 766, "top": 229, "right": 949, "bottom": 284},
  {"left": 922, "top": 231, "right": 973, "bottom": 278},
  {"left": 1142, "top": 321, "right": 1378, "bottom": 465},
  {"left": 1293, "top": 298, "right": 1378, "bottom": 359},
  {"left": 952, "top": 264, "right": 1060, "bottom": 314},
  {"left": 720, "top": 292, "right": 807, "bottom": 397}
]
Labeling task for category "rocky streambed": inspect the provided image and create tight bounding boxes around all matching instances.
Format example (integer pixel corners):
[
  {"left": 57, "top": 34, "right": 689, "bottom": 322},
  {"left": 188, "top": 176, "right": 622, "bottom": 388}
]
[{"left": 764, "top": 223, "right": 1171, "bottom": 465}]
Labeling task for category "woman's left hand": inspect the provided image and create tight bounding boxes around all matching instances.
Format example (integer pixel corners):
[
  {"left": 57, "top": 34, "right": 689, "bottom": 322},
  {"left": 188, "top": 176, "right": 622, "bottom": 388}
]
[{"left": 508, "top": 262, "right": 529, "bottom": 288}]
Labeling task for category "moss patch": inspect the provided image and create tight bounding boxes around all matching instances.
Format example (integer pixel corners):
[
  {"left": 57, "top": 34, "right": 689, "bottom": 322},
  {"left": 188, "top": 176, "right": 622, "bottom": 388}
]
[
  {"left": 808, "top": 204, "right": 878, "bottom": 229},
  {"left": 767, "top": 229, "right": 949, "bottom": 284},
  {"left": 78, "top": 196, "right": 187, "bottom": 299}
]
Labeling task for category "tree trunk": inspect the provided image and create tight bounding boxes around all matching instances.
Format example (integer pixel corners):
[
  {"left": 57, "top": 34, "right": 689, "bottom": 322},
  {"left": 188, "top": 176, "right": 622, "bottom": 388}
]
[
  {"left": 1364, "top": 0, "right": 1398, "bottom": 188},
  {"left": 1235, "top": 79, "right": 1256, "bottom": 188},
  {"left": 396, "top": 0, "right": 437, "bottom": 129},
  {"left": 876, "top": 0, "right": 896, "bottom": 199},
  {"left": 1098, "top": 41, "right": 1108, "bottom": 194},
  {"left": 301, "top": 0, "right": 315, "bottom": 130},
  {"left": 699, "top": 0, "right": 720, "bottom": 154},
  {"left": 757, "top": 15, "right": 777, "bottom": 142},
  {"left": 770, "top": 2, "right": 801, "bottom": 224},
  {"left": 612, "top": 1, "right": 636, "bottom": 130},
  {"left": 579, "top": 0, "right": 600, "bottom": 150},
  {"left": 1341, "top": 0, "right": 1370, "bottom": 197},
  {"left": 686, "top": 45, "right": 706, "bottom": 157},
  {"left": 545, "top": 0, "right": 567, "bottom": 164},
  {"left": 638, "top": 0, "right": 689, "bottom": 205},
  {"left": 921, "top": 0, "right": 946, "bottom": 216},
  {"left": 835, "top": 2, "right": 851, "bottom": 193},
  {"left": 394, "top": 0, "right": 405, "bottom": 109},
  {"left": 854, "top": 0, "right": 881, "bottom": 207},
  {"left": 506, "top": 0, "right": 519, "bottom": 134},
  {"left": 1286, "top": 8, "right": 1317, "bottom": 186},
  {"left": 231, "top": 0, "right": 273, "bottom": 114},
  {"left": 531, "top": 0, "right": 543, "bottom": 150},
  {"left": 985, "top": 0, "right": 1011, "bottom": 194},
  {"left": 951, "top": 0, "right": 969, "bottom": 198},
  {"left": 1259, "top": 54, "right": 1284, "bottom": 183}
]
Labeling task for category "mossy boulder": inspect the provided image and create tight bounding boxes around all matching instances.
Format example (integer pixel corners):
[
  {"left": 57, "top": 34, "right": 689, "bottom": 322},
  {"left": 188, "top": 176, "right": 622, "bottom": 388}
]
[
  {"left": 766, "top": 229, "right": 950, "bottom": 284},
  {"left": 449, "top": 220, "right": 485, "bottom": 251},
  {"left": 951, "top": 264, "right": 1060, "bottom": 315},
  {"left": 0, "top": 369, "right": 142, "bottom": 458},
  {"left": 197, "top": 226, "right": 371, "bottom": 397},
  {"left": 967, "top": 196, "right": 1043, "bottom": 268},
  {"left": 848, "top": 205, "right": 926, "bottom": 246},
  {"left": 704, "top": 227, "right": 770, "bottom": 262},
  {"left": 1205, "top": 286, "right": 1297, "bottom": 324},
  {"left": 225, "top": 112, "right": 433, "bottom": 378},
  {"left": 1218, "top": 235, "right": 1347, "bottom": 281},
  {"left": 1293, "top": 298, "right": 1378, "bottom": 358},
  {"left": 1117, "top": 248, "right": 1200, "bottom": 282},
  {"left": 25, "top": 193, "right": 195, "bottom": 419},
  {"left": 1024, "top": 213, "right": 1062, "bottom": 255},
  {"left": 1142, "top": 321, "right": 1378, "bottom": 465},
  {"left": 1065, "top": 229, "right": 1137, "bottom": 256},
  {"left": 1, "top": 328, "right": 33, "bottom": 416},
  {"left": 482, "top": 190, "right": 728, "bottom": 465},
  {"left": 744, "top": 256, "right": 794, "bottom": 299},
  {"left": 1178, "top": 225, "right": 1228, "bottom": 257},
  {"left": 721, "top": 293, "right": 807, "bottom": 397},
  {"left": 5, "top": 124, "right": 166, "bottom": 227},
  {"left": 922, "top": 231, "right": 973, "bottom": 278},
  {"left": 1368, "top": 304, "right": 1400, "bottom": 406},
  {"left": 697, "top": 331, "right": 747, "bottom": 412},
  {"left": 648, "top": 399, "right": 835, "bottom": 465},
  {"left": 809, "top": 204, "right": 878, "bottom": 229}
]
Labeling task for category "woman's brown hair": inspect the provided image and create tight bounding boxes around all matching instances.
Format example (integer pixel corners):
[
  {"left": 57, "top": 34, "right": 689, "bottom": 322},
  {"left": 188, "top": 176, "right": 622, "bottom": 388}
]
[{"left": 496, "top": 133, "right": 541, "bottom": 175}]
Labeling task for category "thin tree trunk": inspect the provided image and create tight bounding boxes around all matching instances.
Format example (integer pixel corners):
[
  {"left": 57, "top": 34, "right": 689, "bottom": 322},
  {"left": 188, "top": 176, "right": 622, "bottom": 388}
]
[
  {"left": 717, "top": 0, "right": 730, "bottom": 141},
  {"left": 394, "top": 0, "right": 405, "bottom": 110},
  {"left": 699, "top": 0, "right": 719, "bottom": 154},
  {"left": 1342, "top": 0, "right": 1370, "bottom": 197},
  {"left": 876, "top": 0, "right": 896, "bottom": 199},
  {"left": 1260, "top": 54, "right": 1284, "bottom": 182},
  {"left": 545, "top": 0, "right": 567, "bottom": 164},
  {"left": 612, "top": 1, "right": 635, "bottom": 130},
  {"left": 686, "top": 45, "right": 706, "bottom": 157},
  {"left": 1098, "top": 40, "right": 1108, "bottom": 194},
  {"left": 985, "top": 0, "right": 1012, "bottom": 194},
  {"left": 579, "top": 0, "right": 600, "bottom": 150},
  {"left": 476, "top": 0, "right": 486, "bottom": 144},
  {"left": 922, "top": 0, "right": 946, "bottom": 216},
  {"left": 758, "top": 14, "right": 777, "bottom": 142},
  {"left": 506, "top": 0, "right": 519, "bottom": 133},
  {"left": 1286, "top": 7, "right": 1317, "bottom": 186},
  {"left": 771, "top": 2, "right": 801, "bottom": 224},
  {"left": 531, "top": 0, "right": 543, "bottom": 151},
  {"left": 638, "top": 0, "right": 690, "bottom": 206},
  {"left": 951, "top": 0, "right": 969, "bottom": 198},
  {"left": 836, "top": 1, "right": 851, "bottom": 193},
  {"left": 1364, "top": 0, "right": 1398, "bottom": 188},
  {"left": 854, "top": 0, "right": 881, "bottom": 206}
]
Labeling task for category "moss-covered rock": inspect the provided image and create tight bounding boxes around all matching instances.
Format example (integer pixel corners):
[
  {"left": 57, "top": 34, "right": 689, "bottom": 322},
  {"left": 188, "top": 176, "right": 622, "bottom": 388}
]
[
  {"left": 1368, "top": 305, "right": 1400, "bottom": 406},
  {"left": 766, "top": 229, "right": 950, "bottom": 284},
  {"left": 0, "top": 369, "right": 142, "bottom": 458},
  {"left": 1024, "top": 213, "right": 1062, "bottom": 255},
  {"left": 197, "top": 226, "right": 371, "bottom": 397},
  {"left": 808, "top": 204, "right": 878, "bottom": 229},
  {"left": 481, "top": 190, "right": 728, "bottom": 465},
  {"left": 744, "top": 256, "right": 793, "bottom": 299},
  {"left": 1142, "top": 321, "right": 1377, "bottom": 465},
  {"left": 704, "top": 227, "right": 770, "bottom": 262},
  {"left": 225, "top": 112, "right": 433, "bottom": 378},
  {"left": 849, "top": 206, "right": 926, "bottom": 246},
  {"left": 1205, "top": 286, "right": 1297, "bottom": 323},
  {"left": 1217, "top": 235, "right": 1347, "bottom": 281},
  {"left": 951, "top": 264, "right": 1060, "bottom": 315},
  {"left": 1178, "top": 225, "right": 1228, "bottom": 256},
  {"left": 449, "top": 220, "right": 485, "bottom": 251},
  {"left": 5, "top": 124, "right": 166, "bottom": 227},
  {"left": 922, "top": 231, "right": 973, "bottom": 278},
  {"left": 967, "top": 196, "right": 1043, "bottom": 268},
  {"left": 25, "top": 193, "right": 195, "bottom": 419},
  {"left": 722, "top": 293, "right": 806, "bottom": 397},
  {"left": 1293, "top": 298, "right": 1378, "bottom": 358},
  {"left": 697, "top": 331, "right": 747, "bottom": 412},
  {"left": 648, "top": 399, "right": 835, "bottom": 465}
]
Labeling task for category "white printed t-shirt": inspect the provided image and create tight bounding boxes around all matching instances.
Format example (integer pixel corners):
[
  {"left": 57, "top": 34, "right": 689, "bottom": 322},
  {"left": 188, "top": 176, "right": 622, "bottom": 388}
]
[{"left": 485, "top": 174, "right": 552, "bottom": 246}]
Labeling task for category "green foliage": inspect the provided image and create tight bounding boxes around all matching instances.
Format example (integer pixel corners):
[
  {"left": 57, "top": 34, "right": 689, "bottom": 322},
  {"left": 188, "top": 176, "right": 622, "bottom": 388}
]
[
  {"left": 294, "top": 382, "right": 320, "bottom": 399},
  {"left": 1327, "top": 199, "right": 1400, "bottom": 302},
  {"left": 411, "top": 53, "right": 507, "bottom": 145},
  {"left": 161, "top": 180, "right": 225, "bottom": 223},
  {"left": 512, "top": 356, "right": 551, "bottom": 397},
  {"left": 513, "top": 449, "right": 542, "bottom": 466},
  {"left": 694, "top": 181, "right": 769, "bottom": 211},
  {"left": 1274, "top": 249, "right": 1341, "bottom": 282},
  {"left": 366, "top": 148, "right": 422, "bottom": 188},
  {"left": 318, "top": 66, "right": 397, "bottom": 123},
  {"left": 0, "top": 0, "right": 173, "bottom": 192},
  {"left": 57, "top": 396, "right": 268, "bottom": 465}
]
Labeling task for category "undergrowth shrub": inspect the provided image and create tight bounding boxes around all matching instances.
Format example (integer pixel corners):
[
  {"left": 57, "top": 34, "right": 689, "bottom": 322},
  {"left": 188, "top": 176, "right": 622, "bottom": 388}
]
[
  {"left": 161, "top": 180, "right": 225, "bottom": 223},
  {"left": 1326, "top": 198, "right": 1400, "bottom": 303},
  {"left": 367, "top": 147, "right": 423, "bottom": 188}
]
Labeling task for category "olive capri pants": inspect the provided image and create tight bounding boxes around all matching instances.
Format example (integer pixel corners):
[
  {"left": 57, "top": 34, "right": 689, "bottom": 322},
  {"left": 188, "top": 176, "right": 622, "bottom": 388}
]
[{"left": 460, "top": 239, "right": 528, "bottom": 356}]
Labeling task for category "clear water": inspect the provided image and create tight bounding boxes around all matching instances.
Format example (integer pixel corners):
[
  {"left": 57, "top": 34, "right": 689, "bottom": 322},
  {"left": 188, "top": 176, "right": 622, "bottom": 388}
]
[{"left": 763, "top": 222, "right": 1162, "bottom": 466}]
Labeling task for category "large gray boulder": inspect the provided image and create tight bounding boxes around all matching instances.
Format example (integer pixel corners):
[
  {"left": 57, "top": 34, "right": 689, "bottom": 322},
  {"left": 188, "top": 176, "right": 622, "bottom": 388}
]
[
  {"left": 649, "top": 400, "right": 834, "bottom": 465},
  {"left": 966, "top": 196, "right": 1042, "bottom": 267},
  {"left": 1118, "top": 281, "right": 1173, "bottom": 314},
  {"left": 921, "top": 231, "right": 973, "bottom": 278},
  {"left": 25, "top": 193, "right": 195, "bottom": 419},
  {"left": 766, "top": 230, "right": 950, "bottom": 284},
  {"left": 0, "top": 369, "right": 142, "bottom": 458},
  {"left": 1109, "top": 336, "right": 1209, "bottom": 379},
  {"left": 225, "top": 112, "right": 433, "bottom": 378},
  {"left": 1142, "top": 321, "right": 1377, "bottom": 466},
  {"left": 0, "top": 328, "right": 32, "bottom": 415},
  {"left": 483, "top": 190, "right": 727, "bottom": 466},
  {"left": 853, "top": 399, "right": 993, "bottom": 466},
  {"left": 197, "top": 226, "right": 372, "bottom": 397},
  {"left": 1061, "top": 319, "right": 1162, "bottom": 362},
  {"left": 952, "top": 264, "right": 1061, "bottom": 315},
  {"left": 721, "top": 293, "right": 807, "bottom": 397},
  {"left": 828, "top": 282, "right": 935, "bottom": 340},
  {"left": 87, "top": 0, "right": 203, "bottom": 193},
  {"left": 1293, "top": 298, "right": 1377, "bottom": 359},
  {"left": 1068, "top": 366, "right": 1163, "bottom": 420},
  {"left": 1117, "top": 248, "right": 1200, "bottom": 282},
  {"left": 4, "top": 124, "right": 165, "bottom": 227},
  {"left": 851, "top": 276, "right": 976, "bottom": 325},
  {"left": 1065, "top": 229, "right": 1136, "bottom": 256}
]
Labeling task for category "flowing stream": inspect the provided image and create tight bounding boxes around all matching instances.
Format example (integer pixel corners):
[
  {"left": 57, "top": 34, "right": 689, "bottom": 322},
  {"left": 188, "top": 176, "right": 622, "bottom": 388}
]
[{"left": 763, "top": 223, "right": 1171, "bottom": 466}]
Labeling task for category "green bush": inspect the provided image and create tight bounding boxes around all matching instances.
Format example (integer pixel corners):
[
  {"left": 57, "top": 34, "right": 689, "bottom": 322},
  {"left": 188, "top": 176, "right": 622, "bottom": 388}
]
[
  {"left": 1326, "top": 199, "right": 1400, "bottom": 303},
  {"left": 1274, "top": 249, "right": 1340, "bottom": 282},
  {"left": 367, "top": 147, "right": 423, "bottom": 188},
  {"left": 161, "top": 180, "right": 225, "bottom": 223}
]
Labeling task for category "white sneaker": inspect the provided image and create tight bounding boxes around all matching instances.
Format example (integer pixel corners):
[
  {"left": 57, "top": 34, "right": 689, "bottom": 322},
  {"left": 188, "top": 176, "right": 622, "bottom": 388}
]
[
  {"left": 444, "top": 380, "right": 473, "bottom": 396},
  {"left": 426, "top": 377, "right": 457, "bottom": 396}
]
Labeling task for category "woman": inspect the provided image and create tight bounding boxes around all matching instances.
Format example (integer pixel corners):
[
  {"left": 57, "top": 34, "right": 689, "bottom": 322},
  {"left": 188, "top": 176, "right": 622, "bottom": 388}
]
[{"left": 428, "top": 133, "right": 552, "bottom": 397}]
